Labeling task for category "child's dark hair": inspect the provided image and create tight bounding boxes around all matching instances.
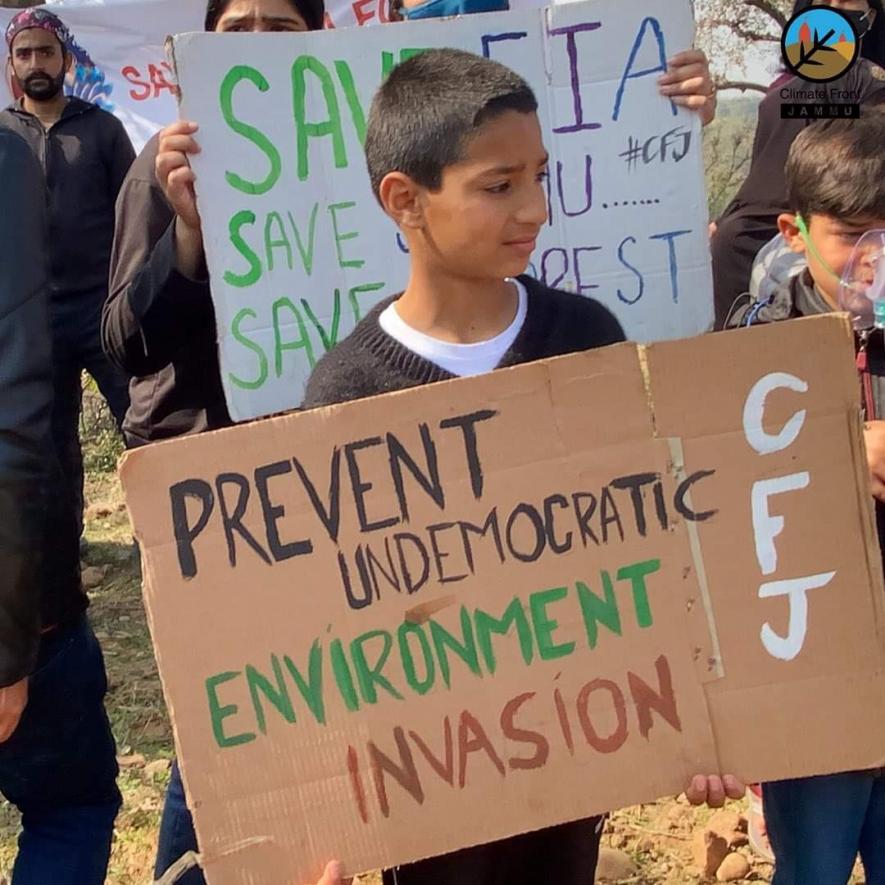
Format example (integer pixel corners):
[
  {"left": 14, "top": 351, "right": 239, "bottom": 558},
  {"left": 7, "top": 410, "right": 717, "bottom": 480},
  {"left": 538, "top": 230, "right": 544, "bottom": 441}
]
[
  {"left": 786, "top": 109, "right": 885, "bottom": 220},
  {"left": 364, "top": 48, "right": 538, "bottom": 201},
  {"left": 204, "top": 0, "right": 325, "bottom": 31}
]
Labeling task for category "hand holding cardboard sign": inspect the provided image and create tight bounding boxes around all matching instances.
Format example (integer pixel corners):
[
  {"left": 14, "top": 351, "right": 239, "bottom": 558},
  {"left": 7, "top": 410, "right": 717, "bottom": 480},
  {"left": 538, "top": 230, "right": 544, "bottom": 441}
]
[
  {"left": 0, "top": 677, "right": 28, "bottom": 743},
  {"left": 658, "top": 49, "right": 716, "bottom": 126},
  {"left": 685, "top": 775, "right": 746, "bottom": 809},
  {"left": 306, "top": 860, "right": 352, "bottom": 885},
  {"left": 864, "top": 420, "right": 885, "bottom": 502},
  {"left": 155, "top": 120, "right": 205, "bottom": 280}
]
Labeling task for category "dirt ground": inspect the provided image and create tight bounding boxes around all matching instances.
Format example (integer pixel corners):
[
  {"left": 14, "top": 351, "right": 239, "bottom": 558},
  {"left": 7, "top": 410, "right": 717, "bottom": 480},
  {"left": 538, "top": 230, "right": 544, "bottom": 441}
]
[{"left": 0, "top": 470, "right": 863, "bottom": 884}]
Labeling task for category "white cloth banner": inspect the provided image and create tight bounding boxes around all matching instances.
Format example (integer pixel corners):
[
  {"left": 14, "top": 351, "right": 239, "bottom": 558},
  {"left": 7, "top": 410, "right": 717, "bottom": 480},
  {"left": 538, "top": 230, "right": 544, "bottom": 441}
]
[
  {"left": 0, "top": 0, "right": 203, "bottom": 151},
  {"left": 0, "top": 0, "right": 549, "bottom": 151}
]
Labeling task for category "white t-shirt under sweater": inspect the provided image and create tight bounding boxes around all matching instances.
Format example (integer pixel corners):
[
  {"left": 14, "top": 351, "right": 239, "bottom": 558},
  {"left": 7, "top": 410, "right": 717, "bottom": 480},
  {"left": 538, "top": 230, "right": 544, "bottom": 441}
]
[{"left": 378, "top": 279, "right": 528, "bottom": 377}]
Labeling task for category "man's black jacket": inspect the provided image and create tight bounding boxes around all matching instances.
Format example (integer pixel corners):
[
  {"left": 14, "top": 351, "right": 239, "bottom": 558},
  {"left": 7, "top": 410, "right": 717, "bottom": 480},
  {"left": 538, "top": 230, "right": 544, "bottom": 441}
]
[
  {"left": 0, "top": 130, "right": 56, "bottom": 684},
  {"left": 0, "top": 97, "right": 134, "bottom": 304}
]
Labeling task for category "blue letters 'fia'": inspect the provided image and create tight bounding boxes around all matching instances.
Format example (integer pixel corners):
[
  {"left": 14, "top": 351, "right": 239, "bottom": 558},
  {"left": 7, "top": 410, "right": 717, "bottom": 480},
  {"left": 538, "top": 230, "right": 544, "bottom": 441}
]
[{"left": 613, "top": 17, "right": 677, "bottom": 122}]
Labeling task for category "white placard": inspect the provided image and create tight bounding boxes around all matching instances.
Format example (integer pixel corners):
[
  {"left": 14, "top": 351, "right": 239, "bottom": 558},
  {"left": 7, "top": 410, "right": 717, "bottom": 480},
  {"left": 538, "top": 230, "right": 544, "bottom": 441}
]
[{"left": 173, "top": 0, "right": 712, "bottom": 421}]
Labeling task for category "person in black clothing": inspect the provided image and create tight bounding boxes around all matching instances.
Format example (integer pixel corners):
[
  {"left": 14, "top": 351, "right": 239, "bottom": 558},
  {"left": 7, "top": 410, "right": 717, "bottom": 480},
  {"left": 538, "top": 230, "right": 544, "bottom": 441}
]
[
  {"left": 727, "top": 112, "right": 885, "bottom": 885},
  {"left": 1, "top": 8, "right": 134, "bottom": 545},
  {"left": 711, "top": 0, "right": 885, "bottom": 328},
  {"left": 304, "top": 48, "right": 745, "bottom": 885},
  {"left": 104, "top": 0, "right": 325, "bottom": 451},
  {"left": 0, "top": 127, "right": 120, "bottom": 885},
  {"left": 105, "top": 3, "right": 326, "bottom": 879}
]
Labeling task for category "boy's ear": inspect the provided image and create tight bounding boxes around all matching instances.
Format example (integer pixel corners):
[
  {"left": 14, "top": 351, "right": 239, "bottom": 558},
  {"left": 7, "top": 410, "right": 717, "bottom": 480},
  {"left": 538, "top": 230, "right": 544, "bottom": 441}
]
[
  {"left": 778, "top": 213, "right": 806, "bottom": 255},
  {"left": 378, "top": 172, "right": 425, "bottom": 229}
]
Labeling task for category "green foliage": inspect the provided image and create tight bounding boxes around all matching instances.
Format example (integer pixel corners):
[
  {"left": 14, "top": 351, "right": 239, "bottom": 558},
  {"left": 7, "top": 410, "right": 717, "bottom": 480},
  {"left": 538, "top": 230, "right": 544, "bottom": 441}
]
[
  {"left": 704, "top": 97, "right": 758, "bottom": 220},
  {"left": 716, "top": 96, "right": 763, "bottom": 121},
  {"left": 80, "top": 374, "right": 124, "bottom": 473}
]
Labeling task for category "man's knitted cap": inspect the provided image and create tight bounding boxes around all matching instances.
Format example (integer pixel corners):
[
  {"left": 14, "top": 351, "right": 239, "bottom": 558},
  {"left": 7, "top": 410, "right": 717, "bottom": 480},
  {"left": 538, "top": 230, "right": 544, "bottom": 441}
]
[{"left": 6, "top": 9, "right": 71, "bottom": 51}]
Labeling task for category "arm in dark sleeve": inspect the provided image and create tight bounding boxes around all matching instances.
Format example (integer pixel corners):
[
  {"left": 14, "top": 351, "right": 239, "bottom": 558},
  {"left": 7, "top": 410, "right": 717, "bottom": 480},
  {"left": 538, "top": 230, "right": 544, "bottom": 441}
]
[
  {"left": 595, "top": 302, "right": 626, "bottom": 346},
  {"left": 858, "top": 60, "right": 885, "bottom": 106},
  {"left": 573, "top": 297, "right": 626, "bottom": 348},
  {"left": 0, "top": 131, "right": 52, "bottom": 684},
  {"left": 107, "top": 115, "right": 136, "bottom": 200},
  {"left": 103, "top": 159, "right": 214, "bottom": 376}
]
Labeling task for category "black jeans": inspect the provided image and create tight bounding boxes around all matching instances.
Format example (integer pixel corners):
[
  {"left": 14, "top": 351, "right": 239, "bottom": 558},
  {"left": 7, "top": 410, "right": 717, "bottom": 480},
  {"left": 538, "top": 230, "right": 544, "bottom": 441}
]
[
  {"left": 49, "top": 293, "right": 130, "bottom": 537},
  {"left": 0, "top": 616, "right": 121, "bottom": 884}
]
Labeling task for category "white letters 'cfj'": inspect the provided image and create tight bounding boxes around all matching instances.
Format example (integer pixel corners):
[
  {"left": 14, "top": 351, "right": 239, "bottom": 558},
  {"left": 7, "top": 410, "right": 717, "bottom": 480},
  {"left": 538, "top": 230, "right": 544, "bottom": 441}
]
[
  {"left": 751, "top": 473, "right": 809, "bottom": 575},
  {"left": 758, "top": 572, "right": 836, "bottom": 661},
  {"left": 744, "top": 372, "right": 835, "bottom": 662},
  {"left": 743, "top": 371, "right": 808, "bottom": 455}
]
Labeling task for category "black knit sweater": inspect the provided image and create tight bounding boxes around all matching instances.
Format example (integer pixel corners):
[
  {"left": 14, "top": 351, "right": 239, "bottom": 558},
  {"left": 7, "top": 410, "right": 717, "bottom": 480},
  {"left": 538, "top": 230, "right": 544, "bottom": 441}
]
[
  {"left": 302, "top": 276, "right": 625, "bottom": 410},
  {"left": 303, "top": 275, "right": 624, "bottom": 885}
]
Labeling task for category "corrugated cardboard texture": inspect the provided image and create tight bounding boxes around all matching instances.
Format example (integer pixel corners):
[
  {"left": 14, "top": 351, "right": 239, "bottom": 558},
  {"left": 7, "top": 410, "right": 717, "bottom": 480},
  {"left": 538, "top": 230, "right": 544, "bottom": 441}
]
[{"left": 121, "top": 315, "right": 885, "bottom": 883}]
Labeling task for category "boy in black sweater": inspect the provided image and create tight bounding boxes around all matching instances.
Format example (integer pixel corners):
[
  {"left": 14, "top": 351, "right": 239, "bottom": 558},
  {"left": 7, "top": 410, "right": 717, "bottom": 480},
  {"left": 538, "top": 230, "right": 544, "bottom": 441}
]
[
  {"left": 304, "top": 48, "right": 743, "bottom": 885},
  {"left": 301, "top": 49, "right": 623, "bottom": 408}
]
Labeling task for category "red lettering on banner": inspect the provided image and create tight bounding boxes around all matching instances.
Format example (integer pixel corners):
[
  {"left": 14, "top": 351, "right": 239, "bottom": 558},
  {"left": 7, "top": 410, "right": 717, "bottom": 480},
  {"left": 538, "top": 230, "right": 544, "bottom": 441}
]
[
  {"left": 122, "top": 66, "right": 151, "bottom": 101},
  {"left": 352, "top": 0, "right": 375, "bottom": 25},
  {"left": 121, "top": 61, "right": 177, "bottom": 101},
  {"left": 149, "top": 63, "right": 177, "bottom": 98}
]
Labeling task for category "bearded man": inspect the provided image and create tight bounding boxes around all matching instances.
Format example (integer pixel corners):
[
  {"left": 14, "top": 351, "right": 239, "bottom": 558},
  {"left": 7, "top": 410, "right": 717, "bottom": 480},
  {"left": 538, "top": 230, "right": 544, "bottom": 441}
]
[
  {"left": 1, "top": 9, "right": 133, "bottom": 551},
  {"left": 0, "top": 121, "right": 122, "bottom": 885}
]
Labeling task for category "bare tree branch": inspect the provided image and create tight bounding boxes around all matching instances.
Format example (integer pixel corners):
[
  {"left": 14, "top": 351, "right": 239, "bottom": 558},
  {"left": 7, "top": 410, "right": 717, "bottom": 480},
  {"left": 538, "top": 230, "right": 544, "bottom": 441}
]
[
  {"left": 708, "top": 18, "right": 780, "bottom": 42},
  {"left": 697, "top": 0, "right": 791, "bottom": 94},
  {"left": 715, "top": 79, "right": 770, "bottom": 93},
  {"left": 743, "top": 0, "right": 788, "bottom": 28}
]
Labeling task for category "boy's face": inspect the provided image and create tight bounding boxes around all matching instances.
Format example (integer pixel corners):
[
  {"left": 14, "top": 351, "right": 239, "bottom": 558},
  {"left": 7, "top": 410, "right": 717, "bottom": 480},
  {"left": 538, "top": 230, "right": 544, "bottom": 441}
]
[
  {"left": 779, "top": 212, "right": 885, "bottom": 308},
  {"left": 384, "top": 110, "right": 549, "bottom": 282}
]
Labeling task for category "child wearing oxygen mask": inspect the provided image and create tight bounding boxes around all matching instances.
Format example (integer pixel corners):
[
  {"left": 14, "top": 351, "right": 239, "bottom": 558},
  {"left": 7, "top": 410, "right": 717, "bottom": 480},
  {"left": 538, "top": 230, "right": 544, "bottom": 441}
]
[{"left": 728, "top": 110, "right": 885, "bottom": 885}]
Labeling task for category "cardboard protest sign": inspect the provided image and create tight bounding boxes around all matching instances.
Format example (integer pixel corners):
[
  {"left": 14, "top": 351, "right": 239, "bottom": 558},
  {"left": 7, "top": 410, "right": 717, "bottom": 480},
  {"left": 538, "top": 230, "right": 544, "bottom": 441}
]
[
  {"left": 122, "top": 314, "right": 885, "bottom": 884},
  {"left": 170, "top": 0, "right": 713, "bottom": 422}
]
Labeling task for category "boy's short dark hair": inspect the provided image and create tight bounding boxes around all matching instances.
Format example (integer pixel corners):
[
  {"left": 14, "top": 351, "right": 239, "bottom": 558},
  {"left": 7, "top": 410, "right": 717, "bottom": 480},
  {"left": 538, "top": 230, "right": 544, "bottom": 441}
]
[
  {"left": 786, "top": 109, "right": 885, "bottom": 221},
  {"left": 365, "top": 48, "right": 538, "bottom": 201}
]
